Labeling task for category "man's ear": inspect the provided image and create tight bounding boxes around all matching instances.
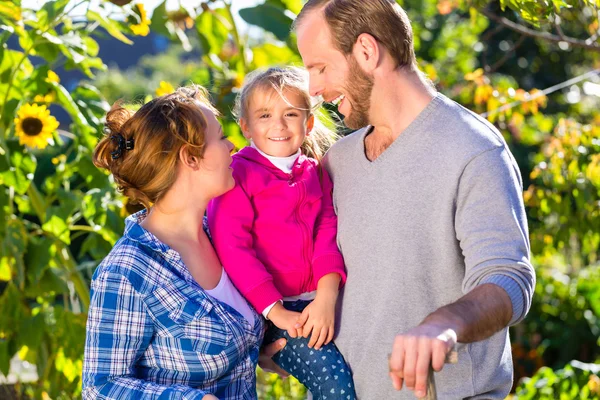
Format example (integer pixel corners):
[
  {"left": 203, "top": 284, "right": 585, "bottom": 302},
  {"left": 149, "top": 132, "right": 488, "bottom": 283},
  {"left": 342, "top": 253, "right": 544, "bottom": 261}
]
[
  {"left": 352, "top": 33, "right": 380, "bottom": 72},
  {"left": 240, "top": 118, "right": 251, "bottom": 139},
  {"left": 306, "top": 113, "right": 315, "bottom": 136},
  {"left": 179, "top": 145, "right": 200, "bottom": 170}
]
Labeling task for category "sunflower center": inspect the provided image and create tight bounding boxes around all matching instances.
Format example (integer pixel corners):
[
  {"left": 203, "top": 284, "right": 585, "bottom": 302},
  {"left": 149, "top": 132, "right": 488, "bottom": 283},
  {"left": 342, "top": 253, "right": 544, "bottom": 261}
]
[{"left": 21, "top": 117, "right": 43, "bottom": 136}]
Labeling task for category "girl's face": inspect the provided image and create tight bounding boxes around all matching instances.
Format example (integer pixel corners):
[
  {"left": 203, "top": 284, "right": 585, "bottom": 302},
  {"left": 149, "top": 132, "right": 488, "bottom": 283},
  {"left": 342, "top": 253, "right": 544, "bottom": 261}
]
[
  {"left": 197, "top": 105, "right": 235, "bottom": 198},
  {"left": 241, "top": 88, "right": 314, "bottom": 158}
]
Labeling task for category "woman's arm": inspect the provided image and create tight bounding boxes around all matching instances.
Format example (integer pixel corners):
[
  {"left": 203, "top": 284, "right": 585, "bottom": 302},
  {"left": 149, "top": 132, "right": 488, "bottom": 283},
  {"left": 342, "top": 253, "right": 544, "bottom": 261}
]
[{"left": 82, "top": 270, "right": 209, "bottom": 400}]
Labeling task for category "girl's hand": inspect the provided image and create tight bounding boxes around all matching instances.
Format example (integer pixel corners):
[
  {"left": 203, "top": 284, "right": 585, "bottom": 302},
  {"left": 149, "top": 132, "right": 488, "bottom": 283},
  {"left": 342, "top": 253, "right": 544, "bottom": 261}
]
[
  {"left": 202, "top": 395, "right": 219, "bottom": 400},
  {"left": 268, "top": 303, "right": 303, "bottom": 338},
  {"left": 295, "top": 297, "right": 335, "bottom": 350}
]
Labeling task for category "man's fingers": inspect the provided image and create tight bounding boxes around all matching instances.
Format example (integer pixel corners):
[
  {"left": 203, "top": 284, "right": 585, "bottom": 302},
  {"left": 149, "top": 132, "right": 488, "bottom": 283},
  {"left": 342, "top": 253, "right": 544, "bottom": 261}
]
[
  {"left": 389, "top": 335, "right": 405, "bottom": 377},
  {"left": 264, "top": 339, "right": 286, "bottom": 357},
  {"left": 414, "top": 338, "right": 433, "bottom": 398},
  {"left": 431, "top": 339, "right": 448, "bottom": 372},
  {"left": 402, "top": 336, "right": 418, "bottom": 390},
  {"left": 389, "top": 372, "right": 403, "bottom": 391}
]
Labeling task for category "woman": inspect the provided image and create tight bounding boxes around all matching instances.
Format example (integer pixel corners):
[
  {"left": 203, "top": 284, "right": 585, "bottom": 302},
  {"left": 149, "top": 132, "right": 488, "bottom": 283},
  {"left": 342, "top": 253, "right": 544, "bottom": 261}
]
[{"left": 82, "top": 86, "right": 263, "bottom": 400}]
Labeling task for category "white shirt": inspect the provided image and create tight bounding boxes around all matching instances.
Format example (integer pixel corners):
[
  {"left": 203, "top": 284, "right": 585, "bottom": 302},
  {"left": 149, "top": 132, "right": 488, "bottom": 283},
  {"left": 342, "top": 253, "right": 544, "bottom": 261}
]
[{"left": 206, "top": 269, "right": 256, "bottom": 326}]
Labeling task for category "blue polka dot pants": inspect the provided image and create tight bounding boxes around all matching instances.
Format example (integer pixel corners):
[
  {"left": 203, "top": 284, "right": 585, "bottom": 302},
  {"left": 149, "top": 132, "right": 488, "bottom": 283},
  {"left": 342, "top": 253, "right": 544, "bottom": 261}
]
[{"left": 263, "top": 300, "right": 357, "bottom": 400}]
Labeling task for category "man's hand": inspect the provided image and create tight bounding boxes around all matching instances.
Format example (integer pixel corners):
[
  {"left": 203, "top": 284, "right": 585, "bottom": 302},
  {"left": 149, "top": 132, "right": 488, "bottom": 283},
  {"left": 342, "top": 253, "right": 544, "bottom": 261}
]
[
  {"left": 267, "top": 303, "right": 302, "bottom": 338},
  {"left": 388, "top": 323, "right": 457, "bottom": 399},
  {"left": 295, "top": 297, "right": 335, "bottom": 350},
  {"left": 202, "top": 395, "right": 219, "bottom": 400},
  {"left": 258, "top": 338, "right": 289, "bottom": 378}
]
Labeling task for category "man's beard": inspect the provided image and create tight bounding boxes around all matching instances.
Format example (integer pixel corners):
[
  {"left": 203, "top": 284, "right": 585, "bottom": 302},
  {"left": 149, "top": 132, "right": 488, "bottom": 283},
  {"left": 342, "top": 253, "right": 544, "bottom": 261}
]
[{"left": 342, "top": 56, "right": 374, "bottom": 130}]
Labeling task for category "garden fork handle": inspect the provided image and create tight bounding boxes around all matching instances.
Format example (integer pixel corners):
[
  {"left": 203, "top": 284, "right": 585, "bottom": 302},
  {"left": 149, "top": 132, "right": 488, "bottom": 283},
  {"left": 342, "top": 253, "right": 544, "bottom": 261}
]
[{"left": 424, "top": 348, "right": 458, "bottom": 400}]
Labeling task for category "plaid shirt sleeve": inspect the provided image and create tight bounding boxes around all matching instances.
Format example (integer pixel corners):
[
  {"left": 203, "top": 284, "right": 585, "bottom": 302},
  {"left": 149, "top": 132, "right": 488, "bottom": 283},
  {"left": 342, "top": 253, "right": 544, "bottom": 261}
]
[{"left": 82, "top": 270, "right": 207, "bottom": 400}]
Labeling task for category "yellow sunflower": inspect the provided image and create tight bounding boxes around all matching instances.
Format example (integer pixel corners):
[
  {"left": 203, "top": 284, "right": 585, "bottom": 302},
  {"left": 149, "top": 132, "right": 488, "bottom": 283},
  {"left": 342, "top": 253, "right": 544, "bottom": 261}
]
[
  {"left": 14, "top": 103, "right": 59, "bottom": 149},
  {"left": 156, "top": 81, "right": 175, "bottom": 97},
  {"left": 130, "top": 3, "right": 151, "bottom": 36}
]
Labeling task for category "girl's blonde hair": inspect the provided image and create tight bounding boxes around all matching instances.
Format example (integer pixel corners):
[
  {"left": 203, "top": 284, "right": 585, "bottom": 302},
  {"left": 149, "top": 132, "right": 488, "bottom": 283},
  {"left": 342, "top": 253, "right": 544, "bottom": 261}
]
[
  {"left": 93, "top": 85, "right": 218, "bottom": 210},
  {"left": 233, "top": 66, "right": 338, "bottom": 161}
]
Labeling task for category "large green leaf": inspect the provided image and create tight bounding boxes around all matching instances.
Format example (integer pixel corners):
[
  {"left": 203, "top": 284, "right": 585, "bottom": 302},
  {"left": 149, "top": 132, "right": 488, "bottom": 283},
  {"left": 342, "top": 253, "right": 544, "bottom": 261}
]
[
  {"left": 25, "top": 236, "right": 54, "bottom": 285},
  {"left": 239, "top": 4, "right": 293, "bottom": 41},
  {"left": 196, "top": 8, "right": 231, "bottom": 55},
  {"left": 86, "top": 10, "right": 133, "bottom": 45},
  {"left": 53, "top": 82, "right": 88, "bottom": 127},
  {"left": 267, "top": 0, "right": 303, "bottom": 15},
  {"left": 251, "top": 43, "right": 300, "bottom": 68},
  {"left": 36, "top": 0, "right": 70, "bottom": 31},
  {"left": 0, "top": 2, "right": 22, "bottom": 23},
  {"left": 23, "top": 267, "right": 68, "bottom": 296},
  {"left": 71, "top": 83, "right": 110, "bottom": 127},
  {"left": 149, "top": 0, "right": 172, "bottom": 37},
  {"left": 0, "top": 143, "right": 36, "bottom": 196},
  {"left": 18, "top": 313, "right": 45, "bottom": 349}
]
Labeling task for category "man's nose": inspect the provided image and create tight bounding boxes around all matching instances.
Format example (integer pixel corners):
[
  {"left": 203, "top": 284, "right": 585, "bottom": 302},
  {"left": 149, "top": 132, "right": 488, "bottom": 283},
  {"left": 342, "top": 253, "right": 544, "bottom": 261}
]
[{"left": 309, "top": 77, "right": 324, "bottom": 97}]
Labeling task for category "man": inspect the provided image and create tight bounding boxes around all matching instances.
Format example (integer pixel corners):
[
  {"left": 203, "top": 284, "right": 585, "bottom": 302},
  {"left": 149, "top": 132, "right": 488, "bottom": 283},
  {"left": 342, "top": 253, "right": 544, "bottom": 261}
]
[{"left": 279, "top": 1, "right": 535, "bottom": 399}]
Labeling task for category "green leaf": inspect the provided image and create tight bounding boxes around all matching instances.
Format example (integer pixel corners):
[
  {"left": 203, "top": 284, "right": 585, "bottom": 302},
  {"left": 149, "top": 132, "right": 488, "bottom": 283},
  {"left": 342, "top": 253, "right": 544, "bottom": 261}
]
[
  {"left": 27, "top": 181, "right": 46, "bottom": 222},
  {"left": 0, "top": 339, "right": 10, "bottom": 376},
  {"left": 42, "top": 215, "right": 70, "bottom": 244},
  {"left": 149, "top": 0, "right": 173, "bottom": 38},
  {"left": 0, "top": 258, "right": 11, "bottom": 281},
  {"left": 25, "top": 236, "right": 54, "bottom": 284},
  {"left": 18, "top": 313, "right": 45, "bottom": 349},
  {"left": 24, "top": 267, "right": 68, "bottom": 296},
  {"left": 239, "top": 4, "right": 293, "bottom": 41},
  {"left": 0, "top": 142, "right": 37, "bottom": 195},
  {"left": 196, "top": 8, "right": 231, "bottom": 55},
  {"left": 53, "top": 82, "right": 88, "bottom": 127},
  {"left": 251, "top": 43, "right": 300, "bottom": 68},
  {"left": 79, "top": 232, "right": 111, "bottom": 260},
  {"left": 0, "top": 2, "right": 22, "bottom": 22},
  {"left": 86, "top": 10, "right": 133, "bottom": 45},
  {"left": 267, "top": 0, "right": 303, "bottom": 15},
  {"left": 36, "top": 0, "right": 70, "bottom": 30}
]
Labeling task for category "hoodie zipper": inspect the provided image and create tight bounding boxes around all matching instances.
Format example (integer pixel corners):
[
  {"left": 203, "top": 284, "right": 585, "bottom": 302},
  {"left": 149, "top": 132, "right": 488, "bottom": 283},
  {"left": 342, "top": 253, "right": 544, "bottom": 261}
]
[{"left": 292, "top": 173, "right": 313, "bottom": 283}]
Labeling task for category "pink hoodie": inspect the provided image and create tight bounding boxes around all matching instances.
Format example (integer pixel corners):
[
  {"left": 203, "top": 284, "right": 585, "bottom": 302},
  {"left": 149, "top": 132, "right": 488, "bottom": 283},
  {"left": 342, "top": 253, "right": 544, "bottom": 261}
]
[{"left": 207, "top": 146, "right": 346, "bottom": 314}]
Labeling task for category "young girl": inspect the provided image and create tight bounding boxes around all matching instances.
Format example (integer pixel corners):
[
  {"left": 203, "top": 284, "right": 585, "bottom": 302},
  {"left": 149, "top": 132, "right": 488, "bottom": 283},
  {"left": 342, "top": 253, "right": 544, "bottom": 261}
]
[{"left": 207, "top": 67, "right": 356, "bottom": 400}]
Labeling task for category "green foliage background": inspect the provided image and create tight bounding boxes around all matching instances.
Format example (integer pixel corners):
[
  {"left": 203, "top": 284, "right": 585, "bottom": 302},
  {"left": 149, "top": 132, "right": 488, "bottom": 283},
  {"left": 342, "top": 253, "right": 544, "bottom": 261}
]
[{"left": 0, "top": 0, "right": 598, "bottom": 399}]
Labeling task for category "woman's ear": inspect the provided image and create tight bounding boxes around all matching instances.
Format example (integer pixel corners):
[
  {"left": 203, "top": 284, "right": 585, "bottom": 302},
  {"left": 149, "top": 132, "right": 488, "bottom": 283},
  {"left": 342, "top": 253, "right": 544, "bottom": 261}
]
[
  {"left": 179, "top": 145, "right": 200, "bottom": 170},
  {"left": 306, "top": 113, "right": 315, "bottom": 136},
  {"left": 240, "top": 118, "right": 251, "bottom": 139}
]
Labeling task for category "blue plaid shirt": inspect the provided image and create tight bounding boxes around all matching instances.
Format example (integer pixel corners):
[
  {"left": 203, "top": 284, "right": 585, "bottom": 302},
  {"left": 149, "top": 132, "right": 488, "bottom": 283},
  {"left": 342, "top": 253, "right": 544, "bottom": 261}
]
[{"left": 83, "top": 210, "right": 264, "bottom": 400}]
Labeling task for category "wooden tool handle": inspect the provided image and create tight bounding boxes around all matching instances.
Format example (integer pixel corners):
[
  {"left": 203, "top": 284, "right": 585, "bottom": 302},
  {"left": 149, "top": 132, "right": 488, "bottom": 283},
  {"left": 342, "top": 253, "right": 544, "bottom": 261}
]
[{"left": 423, "top": 349, "right": 458, "bottom": 400}]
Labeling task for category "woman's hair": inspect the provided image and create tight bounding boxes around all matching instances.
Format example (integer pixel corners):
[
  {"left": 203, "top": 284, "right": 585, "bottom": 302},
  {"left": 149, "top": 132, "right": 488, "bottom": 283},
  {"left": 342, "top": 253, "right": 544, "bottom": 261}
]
[
  {"left": 233, "top": 66, "right": 338, "bottom": 161},
  {"left": 93, "top": 85, "right": 218, "bottom": 210}
]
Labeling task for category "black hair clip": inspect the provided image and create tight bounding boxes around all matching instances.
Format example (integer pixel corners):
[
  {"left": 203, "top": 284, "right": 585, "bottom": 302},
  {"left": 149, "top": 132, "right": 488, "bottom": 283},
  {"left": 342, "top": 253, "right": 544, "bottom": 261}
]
[{"left": 110, "top": 133, "right": 135, "bottom": 160}]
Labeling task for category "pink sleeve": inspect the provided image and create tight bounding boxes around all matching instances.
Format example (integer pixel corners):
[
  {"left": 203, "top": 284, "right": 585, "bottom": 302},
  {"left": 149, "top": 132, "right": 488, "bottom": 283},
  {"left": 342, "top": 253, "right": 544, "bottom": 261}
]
[
  {"left": 207, "top": 167, "right": 283, "bottom": 314},
  {"left": 311, "top": 166, "right": 347, "bottom": 287}
]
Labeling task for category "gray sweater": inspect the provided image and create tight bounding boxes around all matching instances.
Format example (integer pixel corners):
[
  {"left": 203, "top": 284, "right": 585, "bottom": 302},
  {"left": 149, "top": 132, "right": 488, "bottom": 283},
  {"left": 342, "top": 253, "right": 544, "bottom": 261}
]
[{"left": 325, "top": 93, "right": 535, "bottom": 399}]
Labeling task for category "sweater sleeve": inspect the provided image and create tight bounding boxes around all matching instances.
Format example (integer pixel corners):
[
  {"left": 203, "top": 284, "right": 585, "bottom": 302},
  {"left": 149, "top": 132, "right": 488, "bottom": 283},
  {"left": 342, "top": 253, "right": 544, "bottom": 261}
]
[
  {"left": 207, "top": 168, "right": 283, "bottom": 314},
  {"left": 312, "top": 166, "right": 347, "bottom": 287},
  {"left": 455, "top": 146, "right": 535, "bottom": 326}
]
